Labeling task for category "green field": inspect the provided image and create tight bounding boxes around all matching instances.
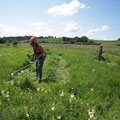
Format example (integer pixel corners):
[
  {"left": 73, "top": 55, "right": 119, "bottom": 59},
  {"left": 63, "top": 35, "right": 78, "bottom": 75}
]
[
  {"left": 21, "top": 38, "right": 63, "bottom": 43},
  {"left": 0, "top": 42, "right": 120, "bottom": 120},
  {"left": 89, "top": 39, "right": 119, "bottom": 43}
]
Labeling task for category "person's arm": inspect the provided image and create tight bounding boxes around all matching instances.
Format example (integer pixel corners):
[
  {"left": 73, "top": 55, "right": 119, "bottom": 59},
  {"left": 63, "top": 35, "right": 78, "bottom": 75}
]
[
  {"left": 102, "top": 46, "right": 105, "bottom": 53},
  {"left": 27, "top": 53, "right": 34, "bottom": 58}
]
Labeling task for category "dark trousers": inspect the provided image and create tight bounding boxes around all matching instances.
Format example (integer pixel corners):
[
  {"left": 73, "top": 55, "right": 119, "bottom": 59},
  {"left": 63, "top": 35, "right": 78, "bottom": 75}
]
[
  {"left": 98, "top": 51, "right": 105, "bottom": 61},
  {"left": 36, "top": 56, "right": 45, "bottom": 80}
]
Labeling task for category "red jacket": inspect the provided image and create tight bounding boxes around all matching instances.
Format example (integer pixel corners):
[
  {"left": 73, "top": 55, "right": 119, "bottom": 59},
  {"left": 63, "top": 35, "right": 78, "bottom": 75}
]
[{"left": 34, "top": 44, "right": 45, "bottom": 58}]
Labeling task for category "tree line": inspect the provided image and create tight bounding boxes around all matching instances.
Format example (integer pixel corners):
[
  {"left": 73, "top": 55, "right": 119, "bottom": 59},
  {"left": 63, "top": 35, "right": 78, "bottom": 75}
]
[
  {"left": 0, "top": 36, "right": 56, "bottom": 44},
  {"left": 62, "top": 36, "right": 94, "bottom": 45}
]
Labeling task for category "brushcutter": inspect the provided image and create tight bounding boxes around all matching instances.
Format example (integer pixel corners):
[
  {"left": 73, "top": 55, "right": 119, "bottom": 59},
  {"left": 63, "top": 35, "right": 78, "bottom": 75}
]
[{"left": 10, "top": 55, "right": 36, "bottom": 76}]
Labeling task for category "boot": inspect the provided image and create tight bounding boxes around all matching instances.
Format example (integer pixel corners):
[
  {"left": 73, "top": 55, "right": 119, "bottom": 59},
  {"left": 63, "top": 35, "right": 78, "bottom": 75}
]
[{"left": 38, "top": 77, "right": 41, "bottom": 83}]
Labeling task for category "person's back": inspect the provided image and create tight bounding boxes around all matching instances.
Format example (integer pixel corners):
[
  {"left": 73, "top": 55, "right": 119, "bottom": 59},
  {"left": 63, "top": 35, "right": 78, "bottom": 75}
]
[{"left": 34, "top": 43, "right": 45, "bottom": 59}]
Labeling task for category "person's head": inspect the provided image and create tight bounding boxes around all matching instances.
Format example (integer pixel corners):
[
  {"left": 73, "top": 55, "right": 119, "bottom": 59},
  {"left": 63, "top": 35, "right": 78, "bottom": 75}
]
[
  {"left": 30, "top": 37, "right": 37, "bottom": 46},
  {"left": 98, "top": 42, "right": 101, "bottom": 45}
]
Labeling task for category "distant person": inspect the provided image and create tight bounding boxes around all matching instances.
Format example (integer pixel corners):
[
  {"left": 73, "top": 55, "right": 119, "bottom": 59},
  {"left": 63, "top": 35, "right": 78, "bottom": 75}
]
[
  {"left": 98, "top": 42, "right": 105, "bottom": 61},
  {"left": 27, "top": 37, "right": 46, "bottom": 83}
]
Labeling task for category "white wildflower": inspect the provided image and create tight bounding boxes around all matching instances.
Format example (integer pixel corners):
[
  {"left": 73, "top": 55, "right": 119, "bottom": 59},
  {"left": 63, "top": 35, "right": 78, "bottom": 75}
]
[
  {"left": 21, "top": 70, "right": 24, "bottom": 73},
  {"left": 1, "top": 90, "right": 5, "bottom": 94},
  {"left": 41, "top": 88, "right": 44, "bottom": 91},
  {"left": 31, "top": 96, "right": 32, "bottom": 99},
  {"left": 88, "top": 111, "right": 93, "bottom": 115},
  {"left": 11, "top": 73, "right": 14, "bottom": 76},
  {"left": 90, "top": 88, "right": 94, "bottom": 91},
  {"left": 70, "top": 93, "right": 74, "bottom": 99},
  {"left": 92, "top": 108, "right": 95, "bottom": 114},
  {"left": 7, "top": 91, "right": 9, "bottom": 94},
  {"left": 88, "top": 109, "right": 90, "bottom": 112},
  {"left": 60, "top": 91, "right": 64, "bottom": 97},
  {"left": 92, "top": 69, "right": 96, "bottom": 72},
  {"left": 90, "top": 114, "right": 94, "bottom": 119},
  {"left": 51, "top": 106, "right": 55, "bottom": 111},
  {"left": 69, "top": 98, "right": 72, "bottom": 103},
  {"left": 11, "top": 81, "right": 14, "bottom": 85},
  {"left": 26, "top": 113, "right": 29, "bottom": 117},
  {"left": 74, "top": 97, "right": 76, "bottom": 100},
  {"left": 88, "top": 108, "right": 95, "bottom": 120},
  {"left": 6, "top": 94, "right": 9, "bottom": 98},
  {"left": 57, "top": 116, "right": 61, "bottom": 119},
  {"left": 37, "top": 88, "right": 40, "bottom": 92}
]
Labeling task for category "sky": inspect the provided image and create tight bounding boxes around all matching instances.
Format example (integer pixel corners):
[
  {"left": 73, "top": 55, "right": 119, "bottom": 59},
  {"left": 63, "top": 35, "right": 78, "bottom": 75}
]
[{"left": 0, "top": 0, "right": 120, "bottom": 40}]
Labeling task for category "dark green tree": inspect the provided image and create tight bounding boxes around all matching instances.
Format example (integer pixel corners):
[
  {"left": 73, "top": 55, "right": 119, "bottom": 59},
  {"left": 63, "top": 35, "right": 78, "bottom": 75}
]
[
  {"left": 12, "top": 40, "right": 18, "bottom": 45},
  {"left": 0, "top": 38, "right": 6, "bottom": 44},
  {"left": 80, "top": 36, "right": 88, "bottom": 42}
]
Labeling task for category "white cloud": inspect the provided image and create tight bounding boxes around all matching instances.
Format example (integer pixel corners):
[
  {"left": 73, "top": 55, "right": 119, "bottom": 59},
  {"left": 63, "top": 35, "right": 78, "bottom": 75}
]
[
  {"left": 87, "top": 28, "right": 100, "bottom": 35},
  {"left": 0, "top": 22, "right": 55, "bottom": 37},
  {"left": 47, "top": 0, "right": 87, "bottom": 16},
  {"left": 29, "top": 22, "right": 54, "bottom": 36},
  {"left": 29, "top": 22, "right": 48, "bottom": 31},
  {"left": 86, "top": 25, "right": 109, "bottom": 36},
  {"left": 101, "top": 25, "right": 109, "bottom": 31},
  {"left": 64, "top": 21, "right": 80, "bottom": 32},
  {"left": 0, "top": 23, "right": 22, "bottom": 37}
]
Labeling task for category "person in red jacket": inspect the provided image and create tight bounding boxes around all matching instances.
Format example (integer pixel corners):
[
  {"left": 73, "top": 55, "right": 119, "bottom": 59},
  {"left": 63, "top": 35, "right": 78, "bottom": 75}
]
[
  {"left": 98, "top": 42, "right": 105, "bottom": 61},
  {"left": 27, "top": 37, "right": 46, "bottom": 83}
]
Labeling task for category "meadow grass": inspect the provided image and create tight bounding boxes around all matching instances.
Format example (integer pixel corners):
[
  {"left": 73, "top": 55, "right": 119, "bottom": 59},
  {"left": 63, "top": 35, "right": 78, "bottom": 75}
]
[{"left": 0, "top": 43, "right": 120, "bottom": 120}]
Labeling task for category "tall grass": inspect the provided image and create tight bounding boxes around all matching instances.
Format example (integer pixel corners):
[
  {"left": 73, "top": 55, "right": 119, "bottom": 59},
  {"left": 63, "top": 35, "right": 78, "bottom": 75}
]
[
  {"left": 0, "top": 43, "right": 120, "bottom": 120},
  {"left": 0, "top": 46, "right": 32, "bottom": 84}
]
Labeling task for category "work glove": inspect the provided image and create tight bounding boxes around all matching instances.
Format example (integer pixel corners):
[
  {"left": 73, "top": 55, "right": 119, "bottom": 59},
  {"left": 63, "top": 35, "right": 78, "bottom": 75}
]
[
  {"left": 102, "top": 51, "right": 105, "bottom": 53},
  {"left": 27, "top": 54, "right": 30, "bottom": 58}
]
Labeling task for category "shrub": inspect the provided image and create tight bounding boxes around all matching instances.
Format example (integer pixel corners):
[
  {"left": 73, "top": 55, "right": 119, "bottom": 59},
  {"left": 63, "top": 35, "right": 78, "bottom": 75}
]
[
  {"left": 0, "top": 38, "right": 6, "bottom": 44},
  {"left": 80, "top": 36, "right": 88, "bottom": 42},
  {"left": 12, "top": 40, "right": 18, "bottom": 45},
  {"left": 74, "top": 37, "right": 80, "bottom": 42}
]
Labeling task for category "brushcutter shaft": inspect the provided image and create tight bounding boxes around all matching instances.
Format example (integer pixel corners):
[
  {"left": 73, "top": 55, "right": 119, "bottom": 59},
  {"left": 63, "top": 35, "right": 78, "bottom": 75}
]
[{"left": 11, "top": 61, "right": 36, "bottom": 76}]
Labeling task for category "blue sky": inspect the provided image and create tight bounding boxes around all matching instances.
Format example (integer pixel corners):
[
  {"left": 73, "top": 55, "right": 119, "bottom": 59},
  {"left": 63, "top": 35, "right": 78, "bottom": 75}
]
[{"left": 0, "top": 0, "right": 120, "bottom": 40}]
